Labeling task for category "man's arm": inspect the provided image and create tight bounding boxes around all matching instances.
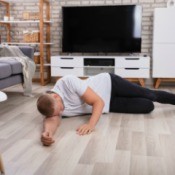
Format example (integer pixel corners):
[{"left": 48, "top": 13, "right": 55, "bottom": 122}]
[
  {"left": 76, "top": 87, "right": 104, "bottom": 135},
  {"left": 41, "top": 116, "right": 61, "bottom": 146}
]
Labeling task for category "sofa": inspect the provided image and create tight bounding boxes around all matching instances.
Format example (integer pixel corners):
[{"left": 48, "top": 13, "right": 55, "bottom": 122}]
[{"left": 0, "top": 46, "right": 34, "bottom": 89}]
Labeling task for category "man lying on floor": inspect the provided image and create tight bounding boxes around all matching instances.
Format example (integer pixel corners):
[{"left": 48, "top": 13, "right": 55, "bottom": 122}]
[{"left": 37, "top": 73, "right": 175, "bottom": 146}]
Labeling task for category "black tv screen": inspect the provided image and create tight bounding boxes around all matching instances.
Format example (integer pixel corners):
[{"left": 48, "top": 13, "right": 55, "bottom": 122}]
[{"left": 62, "top": 5, "right": 142, "bottom": 53}]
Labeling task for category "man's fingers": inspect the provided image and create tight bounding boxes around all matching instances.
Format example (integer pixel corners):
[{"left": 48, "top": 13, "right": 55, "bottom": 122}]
[
  {"left": 42, "top": 132, "right": 53, "bottom": 140},
  {"left": 42, "top": 134, "right": 51, "bottom": 139},
  {"left": 76, "top": 124, "right": 94, "bottom": 135},
  {"left": 41, "top": 134, "right": 55, "bottom": 144},
  {"left": 78, "top": 127, "right": 89, "bottom": 135},
  {"left": 41, "top": 136, "right": 54, "bottom": 142},
  {"left": 82, "top": 128, "right": 90, "bottom": 135},
  {"left": 42, "top": 139, "right": 55, "bottom": 146}
]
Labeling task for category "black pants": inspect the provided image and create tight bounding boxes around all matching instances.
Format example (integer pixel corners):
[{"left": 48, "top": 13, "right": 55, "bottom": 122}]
[{"left": 109, "top": 73, "right": 175, "bottom": 114}]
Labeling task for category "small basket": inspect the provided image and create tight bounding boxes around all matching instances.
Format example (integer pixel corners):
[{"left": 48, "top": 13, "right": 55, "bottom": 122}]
[
  {"left": 23, "top": 31, "right": 31, "bottom": 42},
  {"left": 30, "top": 12, "right": 40, "bottom": 20},
  {"left": 23, "top": 12, "right": 39, "bottom": 20},
  {"left": 32, "top": 30, "right": 40, "bottom": 42},
  {"left": 23, "top": 30, "right": 40, "bottom": 43},
  {"left": 34, "top": 52, "right": 40, "bottom": 64}
]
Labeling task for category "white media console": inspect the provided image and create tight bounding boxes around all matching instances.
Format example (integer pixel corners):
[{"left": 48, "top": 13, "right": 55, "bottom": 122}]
[{"left": 51, "top": 56, "right": 150, "bottom": 86}]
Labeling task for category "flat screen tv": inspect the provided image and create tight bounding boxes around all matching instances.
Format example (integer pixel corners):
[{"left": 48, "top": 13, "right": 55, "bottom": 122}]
[{"left": 62, "top": 5, "right": 142, "bottom": 53}]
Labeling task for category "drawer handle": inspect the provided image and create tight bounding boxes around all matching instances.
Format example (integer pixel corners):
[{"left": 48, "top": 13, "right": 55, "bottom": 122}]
[
  {"left": 60, "top": 67, "right": 74, "bottom": 69},
  {"left": 60, "top": 57, "right": 74, "bottom": 60},
  {"left": 125, "top": 68, "right": 139, "bottom": 70},
  {"left": 125, "top": 58, "right": 140, "bottom": 60}
]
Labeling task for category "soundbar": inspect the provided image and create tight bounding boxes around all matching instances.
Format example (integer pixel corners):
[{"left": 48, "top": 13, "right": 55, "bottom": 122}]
[{"left": 84, "top": 58, "right": 115, "bottom": 66}]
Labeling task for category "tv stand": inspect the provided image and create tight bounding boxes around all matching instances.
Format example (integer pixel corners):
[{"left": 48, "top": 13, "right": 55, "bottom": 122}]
[{"left": 51, "top": 55, "right": 150, "bottom": 87}]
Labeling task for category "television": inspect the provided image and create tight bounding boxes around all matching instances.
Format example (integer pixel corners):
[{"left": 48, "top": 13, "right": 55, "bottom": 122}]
[{"left": 62, "top": 5, "right": 142, "bottom": 53}]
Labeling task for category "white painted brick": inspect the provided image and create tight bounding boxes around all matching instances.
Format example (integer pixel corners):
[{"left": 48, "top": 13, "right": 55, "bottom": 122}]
[
  {"left": 66, "top": 1, "right": 81, "bottom": 5},
  {"left": 142, "top": 39, "right": 152, "bottom": 44},
  {"left": 114, "top": 0, "right": 122, "bottom": 3},
  {"left": 139, "top": 0, "right": 154, "bottom": 3},
  {"left": 105, "top": 0, "right": 113, "bottom": 4},
  {"left": 0, "top": 0, "right": 165, "bottom": 61},
  {"left": 151, "top": 3, "right": 166, "bottom": 8},
  {"left": 131, "top": 0, "right": 138, "bottom": 3},
  {"left": 25, "top": 6, "right": 39, "bottom": 11},
  {"left": 155, "top": 0, "right": 164, "bottom": 2},
  {"left": 59, "top": 2, "right": 67, "bottom": 5},
  {"left": 122, "top": 0, "right": 131, "bottom": 4},
  {"left": 142, "top": 4, "right": 151, "bottom": 8},
  {"left": 81, "top": 1, "right": 90, "bottom": 5},
  {"left": 90, "top": 1, "right": 105, "bottom": 5}
]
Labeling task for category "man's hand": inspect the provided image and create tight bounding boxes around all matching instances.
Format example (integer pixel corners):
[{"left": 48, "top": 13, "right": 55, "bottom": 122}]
[
  {"left": 41, "top": 131, "right": 55, "bottom": 146},
  {"left": 76, "top": 123, "right": 95, "bottom": 135}
]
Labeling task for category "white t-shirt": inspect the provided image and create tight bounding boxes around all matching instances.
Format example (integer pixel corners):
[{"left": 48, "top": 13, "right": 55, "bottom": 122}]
[{"left": 51, "top": 73, "right": 111, "bottom": 117}]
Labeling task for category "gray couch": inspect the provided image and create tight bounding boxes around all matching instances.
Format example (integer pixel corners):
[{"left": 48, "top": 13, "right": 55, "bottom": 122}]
[{"left": 0, "top": 46, "right": 34, "bottom": 89}]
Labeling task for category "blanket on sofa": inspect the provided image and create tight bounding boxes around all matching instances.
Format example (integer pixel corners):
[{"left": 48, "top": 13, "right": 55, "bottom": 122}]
[{"left": 0, "top": 46, "right": 36, "bottom": 96}]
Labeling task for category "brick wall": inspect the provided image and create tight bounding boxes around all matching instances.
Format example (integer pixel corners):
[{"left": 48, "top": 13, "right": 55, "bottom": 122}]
[
  {"left": 0, "top": 0, "right": 168, "bottom": 82},
  {"left": 0, "top": 0, "right": 168, "bottom": 55},
  {"left": 54, "top": 0, "right": 167, "bottom": 56}
]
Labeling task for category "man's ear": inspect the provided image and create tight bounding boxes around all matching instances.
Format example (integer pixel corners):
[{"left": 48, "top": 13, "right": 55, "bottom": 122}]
[{"left": 53, "top": 94, "right": 58, "bottom": 98}]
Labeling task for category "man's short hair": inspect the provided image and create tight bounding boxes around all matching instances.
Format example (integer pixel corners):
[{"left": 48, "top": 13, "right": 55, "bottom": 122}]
[{"left": 37, "top": 94, "right": 55, "bottom": 117}]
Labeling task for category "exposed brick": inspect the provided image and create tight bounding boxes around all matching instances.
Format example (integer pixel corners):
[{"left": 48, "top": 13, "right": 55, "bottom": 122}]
[{"left": 0, "top": 0, "right": 168, "bottom": 77}]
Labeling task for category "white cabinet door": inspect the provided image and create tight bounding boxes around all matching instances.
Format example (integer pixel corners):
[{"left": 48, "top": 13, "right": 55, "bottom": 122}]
[
  {"left": 153, "top": 44, "right": 175, "bottom": 77},
  {"left": 51, "top": 56, "right": 83, "bottom": 67},
  {"left": 115, "top": 57, "right": 150, "bottom": 68},
  {"left": 153, "top": 8, "right": 175, "bottom": 43},
  {"left": 115, "top": 68, "right": 149, "bottom": 78},
  {"left": 51, "top": 67, "right": 84, "bottom": 77}
]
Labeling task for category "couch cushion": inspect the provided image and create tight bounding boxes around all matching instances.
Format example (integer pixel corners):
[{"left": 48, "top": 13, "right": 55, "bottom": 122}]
[
  {"left": 0, "top": 60, "right": 22, "bottom": 75},
  {"left": 0, "top": 74, "right": 23, "bottom": 89},
  {"left": 0, "top": 63, "right": 12, "bottom": 79}
]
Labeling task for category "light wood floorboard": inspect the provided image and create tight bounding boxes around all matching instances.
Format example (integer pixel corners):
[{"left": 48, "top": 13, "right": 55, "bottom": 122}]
[{"left": 1, "top": 84, "right": 175, "bottom": 175}]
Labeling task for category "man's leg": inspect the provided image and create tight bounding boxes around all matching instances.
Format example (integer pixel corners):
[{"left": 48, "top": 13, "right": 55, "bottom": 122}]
[
  {"left": 109, "top": 97, "right": 154, "bottom": 114},
  {"left": 110, "top": 73, "right": 175, "bottom": 105}
]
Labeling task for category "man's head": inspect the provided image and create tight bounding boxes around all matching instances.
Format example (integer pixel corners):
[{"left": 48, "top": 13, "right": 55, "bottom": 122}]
[{"left": 37, "top": 93, "right": 64, "bottom": 118}]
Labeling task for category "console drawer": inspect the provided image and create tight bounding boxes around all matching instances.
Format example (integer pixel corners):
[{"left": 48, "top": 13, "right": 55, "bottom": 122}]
[
  {"left": 115, "top": 68, "right": 150, "bottom": 78},
  {"left": 51, "top": 67, "right": 84, "bottom": 76},
  {"left": 115, "top": 57, "right": 150, "bottom": 68},
  {"left": 51, "top": 56, "right": 83, "bottom": 67}
]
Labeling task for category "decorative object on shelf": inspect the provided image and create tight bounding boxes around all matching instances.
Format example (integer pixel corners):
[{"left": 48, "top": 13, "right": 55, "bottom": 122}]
[
  {"left": 9, "top": 16, "right": 14, "bottom": 21},
  {"left": 34, "top": 51, "right": 40, "bottom": 64},
  {"left": 3, "top": 15, "right": 14, "bottom": 21},
  {"left": 23, "top": 12, "right": 30, "bottom": 20},
  {"left": 23, "top": 30, "right": 40, "bottom": 43},
  {"left": 23, "top": 12, "right": 39, "bottom": 20},
  {"left": 3, "top": 15, "right": 8, "bottom": 21},
  {"left": 167, "top": 0, "right": 175, "bottom": 7}
]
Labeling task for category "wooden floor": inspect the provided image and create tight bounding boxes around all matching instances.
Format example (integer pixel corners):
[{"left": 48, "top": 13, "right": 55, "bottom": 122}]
[{"left": 1, "top": 84, "right": 175, "bottom": 175}]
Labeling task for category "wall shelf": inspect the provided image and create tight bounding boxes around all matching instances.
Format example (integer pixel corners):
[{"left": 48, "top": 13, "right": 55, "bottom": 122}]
[
  {"left": 0, "top": 20, "right": 53, "bottom": 24},
  {"left": 0, "top": 0, "right": 52, "bottom": 86},
  {"left": 2, "top": 42, "right": 54, "bottom": 45}
]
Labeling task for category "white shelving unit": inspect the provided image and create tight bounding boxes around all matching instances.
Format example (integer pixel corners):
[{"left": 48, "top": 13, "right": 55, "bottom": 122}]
[
  {"left": 152, "top": 7, "right": 175, "bottom": 88},
  {"left": 0, "top": 0, "right": 52, "bottom": 85}
]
